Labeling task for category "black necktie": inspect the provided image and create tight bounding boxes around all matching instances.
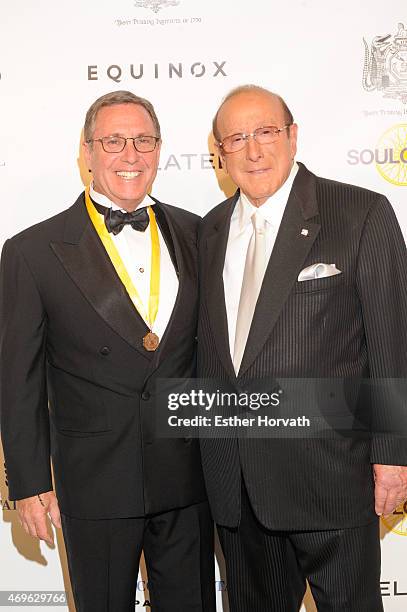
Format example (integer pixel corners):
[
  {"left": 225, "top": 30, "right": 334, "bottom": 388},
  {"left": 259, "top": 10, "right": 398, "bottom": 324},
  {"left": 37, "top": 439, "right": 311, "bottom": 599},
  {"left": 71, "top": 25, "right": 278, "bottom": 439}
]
[{"left": 92, "top": 200, "right": 150, "bottom": 235}]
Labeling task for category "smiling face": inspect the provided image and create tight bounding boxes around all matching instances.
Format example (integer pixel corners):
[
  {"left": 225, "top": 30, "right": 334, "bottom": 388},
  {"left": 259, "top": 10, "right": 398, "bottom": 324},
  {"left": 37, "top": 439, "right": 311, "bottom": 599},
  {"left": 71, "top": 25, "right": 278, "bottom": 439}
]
[
  {"left": 83, "top": 103, "right": 161, "bottom": 211},
  {"left": 216, "top": 91, "right": 298, "bottom": 206}
]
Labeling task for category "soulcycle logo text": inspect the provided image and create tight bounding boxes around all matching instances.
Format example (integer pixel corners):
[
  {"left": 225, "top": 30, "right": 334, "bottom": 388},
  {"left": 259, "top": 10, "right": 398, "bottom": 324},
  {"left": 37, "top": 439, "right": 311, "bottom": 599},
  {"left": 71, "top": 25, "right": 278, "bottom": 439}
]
[
  {"left": 88, "top": 61, "right": 227, "bottom": 82},
  {"left": 347, "top": 124, "right": 407, "bottom": 185}
]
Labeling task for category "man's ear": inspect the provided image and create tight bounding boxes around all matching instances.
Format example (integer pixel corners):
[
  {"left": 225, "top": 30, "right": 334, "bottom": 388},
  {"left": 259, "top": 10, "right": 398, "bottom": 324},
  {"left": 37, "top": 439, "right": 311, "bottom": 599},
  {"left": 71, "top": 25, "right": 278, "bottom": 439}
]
[
  {"left": 289, "top": 123, "right": 298, "bottom": 159},
  {"left": 83, "top": 140, "right": 92, "bottom": 171},
  {"left": 215, "top": 142, "right": 228, "bottom": 174},
  {"left": 155, "top": 139, "right": 162, "bottom": 158}
]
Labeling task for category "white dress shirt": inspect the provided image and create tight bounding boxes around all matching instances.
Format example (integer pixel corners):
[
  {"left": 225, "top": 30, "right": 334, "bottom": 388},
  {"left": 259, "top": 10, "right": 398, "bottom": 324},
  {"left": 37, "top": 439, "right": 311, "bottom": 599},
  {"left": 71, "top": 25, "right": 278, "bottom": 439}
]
[
  {"left": 90, "top": 184, "right": 179, "bottom": 342},
  {"left": 223, "top": 162, "right": 299, "bottom": 358}
]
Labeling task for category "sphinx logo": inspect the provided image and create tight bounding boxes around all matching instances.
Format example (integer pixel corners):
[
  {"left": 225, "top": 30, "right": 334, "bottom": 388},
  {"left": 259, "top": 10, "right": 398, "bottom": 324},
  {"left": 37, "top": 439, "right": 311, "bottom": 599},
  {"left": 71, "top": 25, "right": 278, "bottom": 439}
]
[
  {"left": 363, "top": 22, "right": 407, "bottom": 104},
  {"left": 134, "top": 0, "right": 180, "bottom": 12}
]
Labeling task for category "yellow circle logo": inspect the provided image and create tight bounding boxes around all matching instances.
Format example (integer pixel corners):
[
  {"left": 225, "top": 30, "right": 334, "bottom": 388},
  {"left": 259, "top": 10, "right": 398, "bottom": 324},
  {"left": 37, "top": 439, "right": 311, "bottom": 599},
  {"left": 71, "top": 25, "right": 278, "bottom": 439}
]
[
  {"left": 376, "top": 124, "right": 407, "bottom": 186},
  {"left": 381, "top": 501, "right": 407, "bottom": 535}
]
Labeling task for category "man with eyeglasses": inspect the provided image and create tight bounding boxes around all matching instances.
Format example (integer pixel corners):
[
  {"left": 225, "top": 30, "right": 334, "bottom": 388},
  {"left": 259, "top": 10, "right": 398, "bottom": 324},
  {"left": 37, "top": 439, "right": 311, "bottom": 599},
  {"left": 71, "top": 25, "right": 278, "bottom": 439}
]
[
  {"left": 197, "top": 84, "right": 407, "bottom": 610},
  {"left": 0, "top": 91, "right": 215, "bottom": 611}
]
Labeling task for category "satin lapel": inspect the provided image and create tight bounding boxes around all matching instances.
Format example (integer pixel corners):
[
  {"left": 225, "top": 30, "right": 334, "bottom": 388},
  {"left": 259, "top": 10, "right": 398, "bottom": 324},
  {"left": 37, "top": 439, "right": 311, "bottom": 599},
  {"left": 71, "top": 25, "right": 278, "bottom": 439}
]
[
  {"left": 238, "top": 164, "right": 321, "bottom": 377},
  {"left": 205, "top": 192, "right": 239, "bottom": 380},
  {"left": 144, "top": 200, "right": 186, "bottom": 372},
  {"left": 152, "top": 200, "right": 178, "bottom": 275},
  {"left": 50, "top": 194, "right": 153, "bottom": 361}
]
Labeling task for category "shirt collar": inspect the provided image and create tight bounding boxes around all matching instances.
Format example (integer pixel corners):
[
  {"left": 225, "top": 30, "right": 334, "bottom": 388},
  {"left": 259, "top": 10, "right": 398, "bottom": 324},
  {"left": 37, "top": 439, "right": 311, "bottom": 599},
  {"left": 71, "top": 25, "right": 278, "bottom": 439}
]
[
  {"left": 89, "top": 182, "right": 154, "bottom": 212},
  {"left": 234, "top": 161, "right": 299, "bottom": 232}
]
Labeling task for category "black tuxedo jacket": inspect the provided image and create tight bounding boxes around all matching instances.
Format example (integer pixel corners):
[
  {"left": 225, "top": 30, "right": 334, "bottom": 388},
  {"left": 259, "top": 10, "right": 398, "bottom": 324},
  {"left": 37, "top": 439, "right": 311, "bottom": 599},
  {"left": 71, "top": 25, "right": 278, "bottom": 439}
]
[
  {"left": 0, "top": 193, "right": 207, "bottom": 519},
  {"left": 198, "top": 162, "right": 407, "bottom": 531}
]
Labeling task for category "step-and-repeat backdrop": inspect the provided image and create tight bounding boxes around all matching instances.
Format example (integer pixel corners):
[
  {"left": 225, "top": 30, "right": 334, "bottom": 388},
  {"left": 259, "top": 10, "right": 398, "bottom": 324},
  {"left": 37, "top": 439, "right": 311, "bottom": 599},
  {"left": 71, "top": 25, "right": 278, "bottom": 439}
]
[{"left": 1, "top": 1, "right": 406, "bottom": 610}]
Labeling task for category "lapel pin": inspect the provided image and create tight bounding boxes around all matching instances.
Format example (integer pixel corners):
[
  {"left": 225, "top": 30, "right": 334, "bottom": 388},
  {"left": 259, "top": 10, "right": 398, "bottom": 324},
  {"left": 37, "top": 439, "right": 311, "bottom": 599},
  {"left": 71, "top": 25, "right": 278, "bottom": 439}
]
[{"left": 301, "top": 228, "right": 309, "bottom": 236}]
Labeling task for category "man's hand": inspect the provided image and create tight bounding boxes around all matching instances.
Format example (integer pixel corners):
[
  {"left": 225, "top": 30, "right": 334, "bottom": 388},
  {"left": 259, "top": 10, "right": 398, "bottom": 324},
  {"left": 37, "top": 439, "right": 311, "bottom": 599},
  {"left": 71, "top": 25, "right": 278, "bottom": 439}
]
[
  {"left": 17, "top": 491, "right": 61, "bottom": 545},
  {"left": 373, "top": 464, "right": 407, "bottom": 516}
]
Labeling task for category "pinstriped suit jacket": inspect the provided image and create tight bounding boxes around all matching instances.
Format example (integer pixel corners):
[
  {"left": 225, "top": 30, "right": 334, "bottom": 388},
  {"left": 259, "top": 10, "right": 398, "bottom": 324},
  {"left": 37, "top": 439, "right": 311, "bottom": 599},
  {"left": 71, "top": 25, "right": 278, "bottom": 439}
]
[{"left": 198, "top": 162, "right": 407, "bottom": 530}]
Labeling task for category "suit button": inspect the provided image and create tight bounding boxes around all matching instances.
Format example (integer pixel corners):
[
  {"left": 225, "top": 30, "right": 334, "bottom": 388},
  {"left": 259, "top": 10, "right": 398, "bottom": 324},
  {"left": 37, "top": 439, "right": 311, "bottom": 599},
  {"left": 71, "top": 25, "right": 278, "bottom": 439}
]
[
  {"left": 141, "top": 391, "right": 150, "bottom": 401},
  {"left": 100, "top": 346, "right": 111, "bottom": 356}
]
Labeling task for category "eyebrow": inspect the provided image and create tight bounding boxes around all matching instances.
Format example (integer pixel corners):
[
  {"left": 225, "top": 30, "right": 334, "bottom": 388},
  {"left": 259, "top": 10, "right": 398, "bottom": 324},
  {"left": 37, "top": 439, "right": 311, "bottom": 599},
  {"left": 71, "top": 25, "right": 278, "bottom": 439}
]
[
  {"left": 223, "top": 124, "right": 279, "bottom": 137},
  {"left": 104, "top": 132, "right": 153, "bottom": 137}
]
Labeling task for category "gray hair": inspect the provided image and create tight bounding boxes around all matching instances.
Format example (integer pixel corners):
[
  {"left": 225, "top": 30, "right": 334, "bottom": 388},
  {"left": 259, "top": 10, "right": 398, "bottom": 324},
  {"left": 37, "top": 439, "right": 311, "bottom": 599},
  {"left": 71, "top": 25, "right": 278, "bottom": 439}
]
[
  {"left": 84, "top": 90, "right": 161, "bottom": 142},
  {"left": 212, "top": 84, "right": 294, "bottom": 142}
]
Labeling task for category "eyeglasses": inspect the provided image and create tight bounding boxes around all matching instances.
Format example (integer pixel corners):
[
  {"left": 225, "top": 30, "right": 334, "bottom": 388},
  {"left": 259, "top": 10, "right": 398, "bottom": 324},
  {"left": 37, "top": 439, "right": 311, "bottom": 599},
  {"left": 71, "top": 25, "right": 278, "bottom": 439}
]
[
  {"left": 86, "top": 135, "right": 160, "bottom": 153},
  {"left": 218, "top": 124, "right": 292, "bottom": 154}
]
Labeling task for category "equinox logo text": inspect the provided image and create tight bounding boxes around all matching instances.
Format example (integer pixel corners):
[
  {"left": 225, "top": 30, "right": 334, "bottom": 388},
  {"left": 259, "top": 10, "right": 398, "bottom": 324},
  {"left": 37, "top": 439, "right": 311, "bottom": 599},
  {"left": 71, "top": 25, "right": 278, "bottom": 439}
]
[{"left": 88, "top": 61, "right": 227, "bottom": 82}]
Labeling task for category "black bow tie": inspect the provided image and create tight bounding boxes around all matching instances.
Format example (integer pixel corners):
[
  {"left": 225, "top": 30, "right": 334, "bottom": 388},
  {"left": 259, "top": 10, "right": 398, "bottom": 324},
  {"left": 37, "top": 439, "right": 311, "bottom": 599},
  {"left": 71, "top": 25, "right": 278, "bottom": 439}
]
[{"left": 92, "top": 200, "right": 150, "bottom": 235}]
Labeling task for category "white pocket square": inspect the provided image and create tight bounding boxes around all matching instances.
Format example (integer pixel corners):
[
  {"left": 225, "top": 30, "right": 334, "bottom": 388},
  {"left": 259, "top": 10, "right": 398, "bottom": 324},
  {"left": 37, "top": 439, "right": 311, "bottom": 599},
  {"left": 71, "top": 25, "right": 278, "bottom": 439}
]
[{"left": 298, "top": 263, "right": 342, "bottom": 282}]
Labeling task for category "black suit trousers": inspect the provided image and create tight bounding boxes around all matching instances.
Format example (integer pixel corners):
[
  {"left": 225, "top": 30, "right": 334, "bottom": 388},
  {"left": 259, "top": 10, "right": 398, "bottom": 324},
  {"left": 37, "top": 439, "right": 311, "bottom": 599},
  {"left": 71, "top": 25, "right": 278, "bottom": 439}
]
[
  {"left": 217, "top": 482, "right": 383, "bottom": 612},
  {"left": 62, "top": 501, "right": 216, "bottom": 612}
]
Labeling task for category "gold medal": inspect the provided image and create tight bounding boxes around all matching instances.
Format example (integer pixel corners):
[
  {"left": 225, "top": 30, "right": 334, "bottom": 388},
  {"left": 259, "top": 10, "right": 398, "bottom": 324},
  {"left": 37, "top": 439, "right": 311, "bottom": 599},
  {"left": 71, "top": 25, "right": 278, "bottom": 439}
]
[
  {"left": 85, "top": 189, "right": 162, "bottom": 353},
  {"left": 143, "top": 331, "right": 160, "bottom": 351}
]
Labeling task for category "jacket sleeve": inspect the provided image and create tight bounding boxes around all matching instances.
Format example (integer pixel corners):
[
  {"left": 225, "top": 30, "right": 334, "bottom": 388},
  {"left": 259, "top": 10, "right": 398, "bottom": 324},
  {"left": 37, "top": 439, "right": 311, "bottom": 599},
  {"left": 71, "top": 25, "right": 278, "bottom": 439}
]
[
  {"left": 0, "top": 238, "right": 52, "bottom": 499},
  {"left": 356, "top": 195, "right": 407, "bottom": 465}
]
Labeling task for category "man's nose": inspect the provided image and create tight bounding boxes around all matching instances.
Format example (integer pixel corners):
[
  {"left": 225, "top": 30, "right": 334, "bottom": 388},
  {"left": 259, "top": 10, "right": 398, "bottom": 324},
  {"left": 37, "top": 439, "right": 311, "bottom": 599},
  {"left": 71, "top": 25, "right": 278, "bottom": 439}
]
[
  {"left": 245, "top": 134, "right": 263, "bottom": 161},
  {"left": 121, "top": 138, "right": 141, "bottom": 163}
]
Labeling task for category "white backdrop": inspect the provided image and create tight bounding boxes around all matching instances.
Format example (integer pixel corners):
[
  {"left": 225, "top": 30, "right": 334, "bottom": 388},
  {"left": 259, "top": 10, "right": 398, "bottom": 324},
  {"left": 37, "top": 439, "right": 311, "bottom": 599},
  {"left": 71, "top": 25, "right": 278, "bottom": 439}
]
[{"left": 1, "top": 1, "right": 406, "bottom": 610}]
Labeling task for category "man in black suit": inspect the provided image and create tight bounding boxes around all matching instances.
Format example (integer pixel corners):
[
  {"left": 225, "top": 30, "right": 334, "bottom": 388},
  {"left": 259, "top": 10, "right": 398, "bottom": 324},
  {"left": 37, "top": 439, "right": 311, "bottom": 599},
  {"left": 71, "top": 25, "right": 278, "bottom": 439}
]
[
  {"left": 0, "top": 91, "right": 215, "bottom": 611},
  {"left": 198, "top": 84, "right": 407, "bottom": 611}
]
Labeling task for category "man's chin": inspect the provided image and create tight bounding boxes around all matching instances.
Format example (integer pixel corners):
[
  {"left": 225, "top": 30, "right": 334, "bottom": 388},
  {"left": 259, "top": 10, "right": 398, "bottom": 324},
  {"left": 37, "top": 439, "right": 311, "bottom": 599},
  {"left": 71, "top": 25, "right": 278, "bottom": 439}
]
[
  {"left": 109, "top": 187, "right": 146, "bottom": 209},
  {"left": 245, "top": 190, "right": 276, "bottom": 207}
]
